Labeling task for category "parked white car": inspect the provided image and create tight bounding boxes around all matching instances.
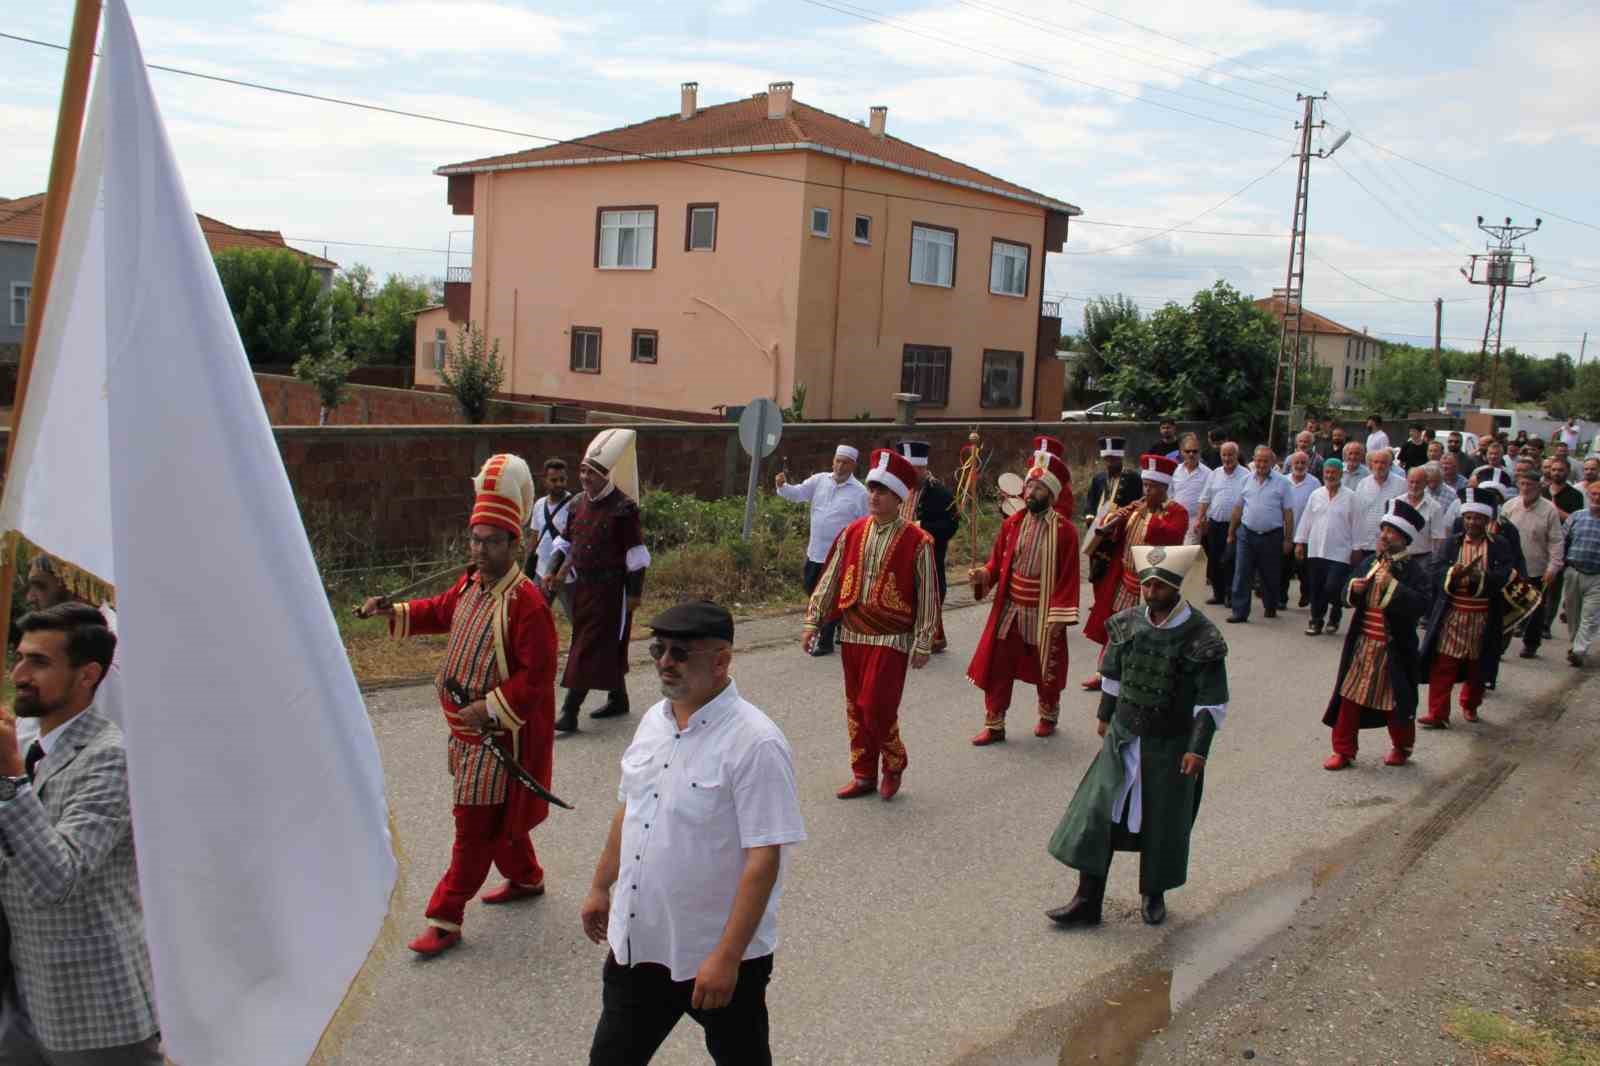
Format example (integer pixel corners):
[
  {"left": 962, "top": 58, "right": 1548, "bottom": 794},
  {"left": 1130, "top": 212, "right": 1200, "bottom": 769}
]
[{"left": 1061, "top": 400, "right": 1129, "bottom": 422}]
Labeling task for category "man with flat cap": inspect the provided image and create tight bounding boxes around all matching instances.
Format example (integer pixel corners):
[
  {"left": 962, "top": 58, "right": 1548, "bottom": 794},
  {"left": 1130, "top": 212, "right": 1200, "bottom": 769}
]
[
  {"left": 1047, "top": 544, "right": 1228, "bottom": 929},
  {"left": 581, "top": 601, "right": 805, "bottom": 1066}
]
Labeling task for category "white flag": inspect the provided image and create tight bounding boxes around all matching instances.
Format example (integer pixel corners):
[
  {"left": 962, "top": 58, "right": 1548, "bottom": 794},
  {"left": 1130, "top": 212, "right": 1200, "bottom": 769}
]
[{"left": 0, "top": 3, "right": 398, "bottom": 1063}]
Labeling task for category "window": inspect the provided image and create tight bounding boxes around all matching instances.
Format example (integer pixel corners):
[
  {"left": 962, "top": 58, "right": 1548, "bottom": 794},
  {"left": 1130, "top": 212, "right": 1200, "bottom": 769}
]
[
  {"left": 910, "top": 224, "right": 956, "bottom": 288},
  {"left": 432, "top": 327, "right": 447, "bottom": 372},
  {"left": 571, "top": 327, "right": 602, "bottom": 373},
  {"left": 981, "top": 349, "right": 1024, "bottom": 408},
  {"left": 9, "top": 283, "right": 29, "bottom": 327},
  {"left": 810, "top": 207, "right": 832, "bottom": 238},
  {"left": 596, "top": 207, "right": 656, "bottom": 269},
  {"left": 900, "top": 344, "right": 951, "bottom": 407},
  {"left": 854, "top": 215, "right": 872, "bottom": 244},
  {"left": 1344, "top": 366, "right": 1351, "bottom": 390},
  {"left": 989, "top": 240, "right": 1029, "bottom": 297},
  {"left": 686, "top": 204, "right": 717, "bottom": 252},
  {"left": 631, "top": 329, "right": 658, "bottom": 364}
]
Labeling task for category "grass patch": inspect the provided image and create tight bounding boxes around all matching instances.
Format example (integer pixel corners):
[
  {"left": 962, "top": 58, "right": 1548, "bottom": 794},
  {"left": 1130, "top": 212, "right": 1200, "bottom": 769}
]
[{"left": 1443, "top": 1007, "right": 1600, "bottom": 1065}]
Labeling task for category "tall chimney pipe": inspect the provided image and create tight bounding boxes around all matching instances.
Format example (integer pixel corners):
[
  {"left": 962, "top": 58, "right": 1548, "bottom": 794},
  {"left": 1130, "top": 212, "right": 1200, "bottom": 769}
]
[
  {"left": 869, "top": 105, "right": 887, "bottom": 138},
  {"left": 680, "top": 81, "right": 698, "bottom": 121},
  {"left": 767, "top": 81, "right": 793, "bottom": 120}
]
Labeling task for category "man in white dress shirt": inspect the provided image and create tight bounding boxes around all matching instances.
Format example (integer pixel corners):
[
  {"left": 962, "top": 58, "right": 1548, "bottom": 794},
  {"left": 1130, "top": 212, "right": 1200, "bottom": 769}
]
[
  {"left": 1195, "top": 442, "right": 1249, "bottom": 606},
  {"left": 1365, "top": 415, "right": 1391, "bottom": 457},
  {"left": 1396, "top": 464, "right": 1446, "bottom": 559},
  {"left": 776, "top": 444, "right": 869, "bottom": 656},
  {"left": 1169, "top": 433, "right": 1211, "bottom": 546},
  {"left": 1280, "top": 450, "right": 1320, "bottom": 608},
  {"left": 1352, "top": 447, "right": 1406, "bottom": 573},
  {"left": 581, "top": 601, "right": 805, "bottom": 1065},
  {"left": 1295, "top": 458, "right": 1360, "bottom": 635}
]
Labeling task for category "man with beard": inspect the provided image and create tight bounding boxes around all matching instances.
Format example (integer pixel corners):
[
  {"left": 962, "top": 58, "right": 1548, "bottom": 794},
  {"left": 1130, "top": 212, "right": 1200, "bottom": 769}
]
[
  {"left": 966, "top": 453, "right": 1082, "bottom": 744},
  {"left": 528, "top": 457, "right": 576, "bottom": 622},
  {"left": 1047, "top": 544, "right": 1228, "bottom": 929},
  {"left": 0, "top": 603, "right": 162, "bottom": 1063},
  {"left": 1321, "top": 500, "right": 1433, "bottom": 769},
  {"left": 581, "top": 602, "right": 804, "bottom": 1065}
]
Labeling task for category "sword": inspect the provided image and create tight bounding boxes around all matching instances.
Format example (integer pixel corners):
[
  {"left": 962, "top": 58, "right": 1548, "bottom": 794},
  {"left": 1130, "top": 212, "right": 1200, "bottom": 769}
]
[
  {"left": 442, "top": 679, "right": 574, "bottom": 810},
  {"left": 352, "top": 563, "right": 470, "bottom": 617}
]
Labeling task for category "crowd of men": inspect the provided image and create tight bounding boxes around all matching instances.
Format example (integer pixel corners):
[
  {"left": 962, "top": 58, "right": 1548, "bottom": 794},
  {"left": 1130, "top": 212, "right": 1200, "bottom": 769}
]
[{"left": 4, "top": 413, "right": 1598, "bottom": 1066}]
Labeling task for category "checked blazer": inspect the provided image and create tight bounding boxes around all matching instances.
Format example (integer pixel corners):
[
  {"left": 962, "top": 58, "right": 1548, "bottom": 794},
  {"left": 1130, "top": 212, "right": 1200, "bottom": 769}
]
[{"left": 0, "top": 708, "right": 158, "bottom": 1052}]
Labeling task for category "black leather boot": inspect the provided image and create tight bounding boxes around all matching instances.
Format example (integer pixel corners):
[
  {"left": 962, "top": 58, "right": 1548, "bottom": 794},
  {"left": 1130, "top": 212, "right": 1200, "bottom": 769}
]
[
  {"left": 555, "top": 690, "right": 584, "bottom": 733},
  {"left": 1046, "top": 873, "right": 1105, "bottom": 927},
  {"left": 591, "top": 689, "right": 630, "bottom": 719},
  {"left": 1141, "top": 892, "right": 1166, "bottom": 926}
]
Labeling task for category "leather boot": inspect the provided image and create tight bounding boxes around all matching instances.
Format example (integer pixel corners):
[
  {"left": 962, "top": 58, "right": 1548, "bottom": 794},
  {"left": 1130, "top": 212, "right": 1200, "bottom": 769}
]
[
  {"left": 555, "top": 690, "right": 583, "bottom": 733},
  {"left": 591, "top": 689, "right": 630, "bottom": 719},
  {"left": 1046, "top": 873, "right": 1105, "bottom": 927},
  {"left": 1141, "top": 892, "right": 1167, "bottom": 926}
]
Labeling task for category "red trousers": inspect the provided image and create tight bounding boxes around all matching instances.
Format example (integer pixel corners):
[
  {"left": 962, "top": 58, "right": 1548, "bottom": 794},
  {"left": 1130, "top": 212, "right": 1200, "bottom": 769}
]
[
  {"left": 841, "top": 642, "right": 910, "bottom": 782},
  {"left": 425, "top": 803, "right": 543, "bottom": 931},
  {"left": 1329, "top": 697, "right": 1416, "bottom": 757},
  {"left": 982, "top": 628, "right": 1066, "bottom": 727},
  {"left": 1425, "top": 654, "right": 1485, "bottom": 722}
]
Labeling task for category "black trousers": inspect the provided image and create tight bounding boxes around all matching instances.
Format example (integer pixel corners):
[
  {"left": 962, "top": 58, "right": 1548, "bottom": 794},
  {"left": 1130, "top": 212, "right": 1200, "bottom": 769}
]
[
  {"left": 802, "top": 560, "right": 839, "bottom": 649},
  {"left": 590, "top": 953, "right": 773, "bottom": 1066},
  {"left": 1204, "top": 519, "right": 1234, "bottom": 604}
]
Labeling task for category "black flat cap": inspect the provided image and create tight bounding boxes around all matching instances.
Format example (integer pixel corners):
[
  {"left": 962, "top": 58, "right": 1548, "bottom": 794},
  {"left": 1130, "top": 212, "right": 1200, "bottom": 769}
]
[{"left": 649, "top": 600, "right": 734, "bottom": 642}]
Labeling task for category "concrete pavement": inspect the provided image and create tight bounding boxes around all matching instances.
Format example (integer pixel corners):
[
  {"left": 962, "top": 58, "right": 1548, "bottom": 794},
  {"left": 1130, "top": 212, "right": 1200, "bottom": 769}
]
[{"left": 335, "top": 583, "right": 1589, "bottom": 1065}]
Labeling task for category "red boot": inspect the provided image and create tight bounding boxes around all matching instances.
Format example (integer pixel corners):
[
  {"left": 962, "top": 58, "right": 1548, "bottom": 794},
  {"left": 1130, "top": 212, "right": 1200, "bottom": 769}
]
[
  {"left": 408, "top": 926, "right": 461, "bottom": 956},
  {"left": 971, "top": 727, "right": 1005, "bottom": 746},
  {"left": 1417, "top": 714, "right": 1449, "bottom": 729},
  {"left": 879, "top": 772, "right": 903, "bottom": 801},
  {"left": 1081, "top": 674, "right": 1102, "bottom": 692},
  {"left": 1323, "top": 753, "right": 1353, "bottom": 771},
  {"left": 1383, "top": 748, "right": 1410, "bottom": 766},
  {"left": 835, "top": 779, "right": 877, "bottom": 799},
  {"left": 1034, "top": 719, "right": 1058, "bottom": 738},
  {"left": 1461, "top": 707, "right": 1479, "bottom": 723},
  {"left": 481, "top": 880, "right": 545, "bottom": 905}
]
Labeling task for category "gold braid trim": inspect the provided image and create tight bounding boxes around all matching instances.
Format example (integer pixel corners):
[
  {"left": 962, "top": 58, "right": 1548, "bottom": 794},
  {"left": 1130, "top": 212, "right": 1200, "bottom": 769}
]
[{"left": 2, "top": 531, "right": 117, "bottom": 608}]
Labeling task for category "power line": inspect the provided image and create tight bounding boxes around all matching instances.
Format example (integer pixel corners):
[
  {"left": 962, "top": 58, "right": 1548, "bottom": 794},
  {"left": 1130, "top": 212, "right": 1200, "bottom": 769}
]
[
  {"left": 794, "top": 0, "right": 1295, "bottom": 142},
  {"left": 285, "top": 237, "right": 452, "bottom": 254},
  {"left": 1064, "top": 153, "right": 1293, "bottom": 254},
  {"left": 1327, "top": 156, "right": 1464, "bottom": 258}
]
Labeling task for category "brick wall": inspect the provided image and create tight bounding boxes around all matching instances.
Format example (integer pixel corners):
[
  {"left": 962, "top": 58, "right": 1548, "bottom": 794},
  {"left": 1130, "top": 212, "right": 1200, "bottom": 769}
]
[{"left": 255, "top": 374, "right": 551, "bottom": 426}]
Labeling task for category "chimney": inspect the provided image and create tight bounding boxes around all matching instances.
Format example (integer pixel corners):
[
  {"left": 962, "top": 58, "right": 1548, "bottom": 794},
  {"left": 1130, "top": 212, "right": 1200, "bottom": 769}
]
[
  {"left": 869, "top": 105, "right": 887, "bottom": 139},
  {"left": 767, "top": 81, "right": 793, "bottom": 120},
  {"left": 680, "top": 81, "right": 698, "bottom": 121}
]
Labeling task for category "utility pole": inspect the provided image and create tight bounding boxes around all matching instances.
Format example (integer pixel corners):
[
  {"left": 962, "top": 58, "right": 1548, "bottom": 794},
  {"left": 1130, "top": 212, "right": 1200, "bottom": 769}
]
[
  {"left": 1267, "top": 93, "right": 1348, "bottom": 452},
  {"left": 1434, "top": 296, "right": 1444, "bottom": 409},
  {"left": 1579, "top": 330, "right": 1588, "bottom": 370},
  {"left": 1459, "top": 216, "right": 1545, "bottom": 408}
]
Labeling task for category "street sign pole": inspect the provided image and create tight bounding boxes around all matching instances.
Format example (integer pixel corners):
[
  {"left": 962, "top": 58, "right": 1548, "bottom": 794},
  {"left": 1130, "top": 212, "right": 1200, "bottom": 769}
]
[{"left": 742, "top": 401, "right": 766, "bottom": 540}]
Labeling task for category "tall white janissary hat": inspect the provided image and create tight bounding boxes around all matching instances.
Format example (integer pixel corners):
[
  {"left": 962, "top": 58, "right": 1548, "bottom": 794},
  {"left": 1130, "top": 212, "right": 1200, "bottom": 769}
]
[
  {"left": 1131, "top": 544, "right": 1203, "bottom": 590},
  {"left": 470, "top": 453, "right": 536, "bottom": 537},
  {"left": 583, "top": 428, "right": 641, "bottom": 501}
]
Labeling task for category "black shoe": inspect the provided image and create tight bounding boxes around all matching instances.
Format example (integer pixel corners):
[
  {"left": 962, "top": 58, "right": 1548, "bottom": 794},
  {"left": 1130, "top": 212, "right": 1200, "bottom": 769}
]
[
  {"left": 1305, "top": 621, "right": 1323, "bottom": 635},
  {"left": 1046, "top": 875, "right": 1105, "bottom": 928},
  {"left": 1518, "top": 647, "right": 1538, "bottom": 659},
  {"left": 809, "top": 642, "right": 835, "bottom": 657},
  {"left": 1570, "top": 651, "right": 1585, "bottom": 668},
  {"left": 1225, "top": 615, "right": 1249, "bottom": 624},
  {"left": 1298, "top": 595, "right": 1310, "bottom": 608},
  {"left": 1264, "top": 608, "right": 1278, "bottom": 619},
  {"left": 1141, "top": 893, "right": 1167, "bottom": 926},
  {"left": 555, "top": 692, "right": 583, "bottom": 733},
  {"left": 1205, "top": 597, "right": 1224, "bottom": 605},
  {"left": 591, "top": 693, "right": 631, "bottom": 719}
]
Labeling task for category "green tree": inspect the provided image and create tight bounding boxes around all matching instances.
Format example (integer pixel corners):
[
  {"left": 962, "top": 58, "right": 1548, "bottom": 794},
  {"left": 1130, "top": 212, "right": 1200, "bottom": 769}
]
[
  {"left": 1359, "top": 345, "right": 1444, "bottom": 417},
  {"left": 438, "top": 323, "right": 504, "bottom": 424},
  {"left": 292, "top": 349, "right": 358, "bottom": 425},
  {"left": 328, "top": 267, "right": 437, "bottom": 364},
  {"left": 1102, "top": 281, "right": 1278, "bottom": 435},
  {"left": 1546, "top": 363, "right": 1600, "bottom": 421},
  {"left": 1070, "top": 294, "right": 1141, "bottom": 395},
  {"left": 214, "top": 248, "right": 329, "bottom": 364}
]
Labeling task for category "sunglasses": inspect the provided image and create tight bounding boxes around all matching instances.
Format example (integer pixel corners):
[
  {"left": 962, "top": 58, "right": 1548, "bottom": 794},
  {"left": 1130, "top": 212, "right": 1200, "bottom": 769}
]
[{"left": 648, "top": 641, "right": 714, "bottom": 663}]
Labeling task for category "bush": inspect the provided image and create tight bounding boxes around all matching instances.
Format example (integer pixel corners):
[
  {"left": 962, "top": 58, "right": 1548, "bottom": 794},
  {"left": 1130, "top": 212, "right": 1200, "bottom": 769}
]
[
  {"left": 292, "top": 349, "right": 358, "bottom": 424},
  {"left": 649, "top": 534, "right": 809, "bottom": 608},
  {"left": 438, "top": 323, "right": 505, "bottom": 423},
  {"left": 640, "top": 490, "right": 808, "bottom": 553}
]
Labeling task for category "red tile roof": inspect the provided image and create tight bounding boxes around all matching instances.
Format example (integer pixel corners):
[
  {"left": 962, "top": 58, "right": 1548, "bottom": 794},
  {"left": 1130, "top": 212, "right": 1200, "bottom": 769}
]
[
  {"left": 437, "top": 91, "right": 1078, "bottom": 215},
  {"left": 0, "top": 193, "right": 336, "bottom": 269},
  {"left": 1254, "top": 295, "right": 1368, "bottom": 337}
]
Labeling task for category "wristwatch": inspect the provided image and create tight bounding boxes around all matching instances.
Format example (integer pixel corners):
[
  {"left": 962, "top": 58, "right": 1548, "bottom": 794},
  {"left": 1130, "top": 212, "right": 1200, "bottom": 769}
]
[{"left": 0, "top": 776, "right": 31, "bottom": 801}]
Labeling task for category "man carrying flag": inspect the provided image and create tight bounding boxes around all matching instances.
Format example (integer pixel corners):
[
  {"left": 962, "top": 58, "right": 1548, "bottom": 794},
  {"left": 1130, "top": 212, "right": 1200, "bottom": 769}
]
[
  {"left": 364, "top": 454, "right": 559, "bottom": 955},
  {"left": 803, "top": 448, "right": 939, "bottom": 801},
  {"left": 966, "top": 452, "right": 1081, "bottom": 744}
]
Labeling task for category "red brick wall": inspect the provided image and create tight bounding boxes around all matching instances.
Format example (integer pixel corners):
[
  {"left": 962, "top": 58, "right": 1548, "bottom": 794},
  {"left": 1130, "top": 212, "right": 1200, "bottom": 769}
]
[{"left": 255, "top": 374, "right": 550, "bottom": 426}]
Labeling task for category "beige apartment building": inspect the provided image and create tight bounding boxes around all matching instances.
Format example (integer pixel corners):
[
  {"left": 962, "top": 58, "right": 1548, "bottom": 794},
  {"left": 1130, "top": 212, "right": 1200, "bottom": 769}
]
[
  {"left": 1254, "top": 294, "right": 1381, "bottom": 408},
  {"left": 417, "top": 81, "right": 1080, "bottom": 421}
]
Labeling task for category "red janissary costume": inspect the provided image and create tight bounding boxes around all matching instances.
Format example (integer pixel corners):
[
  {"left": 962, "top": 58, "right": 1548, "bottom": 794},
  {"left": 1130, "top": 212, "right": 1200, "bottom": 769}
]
[
  {"left": 1084, "top": 454, "right": 1190, "bottom": 648},
  {"left": 1032, "top": 435, "right": 1076, "bottom": 519},
  {"left": 805, "top": 448, "right": 940, "bottom": 801},
  {"left": 391, "top": 453, "right": 559, "bottom": 950},
  {"left": 966, "top": 452, "right": 1082, "bottom": 743}
]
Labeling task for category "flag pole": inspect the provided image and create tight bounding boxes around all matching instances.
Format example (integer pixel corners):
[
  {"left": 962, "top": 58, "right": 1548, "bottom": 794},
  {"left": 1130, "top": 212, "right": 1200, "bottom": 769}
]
[{"left": 1, "top": 0, "right": 103, "bottom": 641}]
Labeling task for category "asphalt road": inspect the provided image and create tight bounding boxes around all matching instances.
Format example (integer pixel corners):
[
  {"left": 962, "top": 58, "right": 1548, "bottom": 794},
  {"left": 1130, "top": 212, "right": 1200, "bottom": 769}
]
[{"left": 332, "top": 584, "right": 1588, "bottom": 1066}]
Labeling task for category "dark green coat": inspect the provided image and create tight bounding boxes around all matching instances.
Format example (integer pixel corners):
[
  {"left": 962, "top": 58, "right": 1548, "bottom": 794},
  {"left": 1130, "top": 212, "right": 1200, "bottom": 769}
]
[{"left": 1048, "top": 604, "right": 1229, "bottom": 895}]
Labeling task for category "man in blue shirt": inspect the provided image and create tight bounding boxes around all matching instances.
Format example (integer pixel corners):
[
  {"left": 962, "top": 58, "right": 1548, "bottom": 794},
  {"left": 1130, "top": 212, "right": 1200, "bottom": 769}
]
[
  {"left": 1226, "top": 446, "right": 1295, "bottom": 623},
  {"left": 1563, "top": 479, "right": 1600, "bottom": 668}
]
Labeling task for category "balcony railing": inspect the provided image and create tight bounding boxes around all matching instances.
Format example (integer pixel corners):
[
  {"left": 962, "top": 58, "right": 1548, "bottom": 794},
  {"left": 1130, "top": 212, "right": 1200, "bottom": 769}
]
[{"left": 446, "top": 266, "right": 472, "bottom": 284}]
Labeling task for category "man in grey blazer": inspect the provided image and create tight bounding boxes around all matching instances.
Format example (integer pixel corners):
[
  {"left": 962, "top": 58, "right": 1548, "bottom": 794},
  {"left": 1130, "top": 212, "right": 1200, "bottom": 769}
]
[{"left": 0, "top": 603, "right": 160, "bottom": 1064}]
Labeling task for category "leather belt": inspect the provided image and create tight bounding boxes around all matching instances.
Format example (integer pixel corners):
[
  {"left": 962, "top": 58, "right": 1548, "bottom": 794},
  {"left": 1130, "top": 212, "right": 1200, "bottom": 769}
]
[{"left": 1116, "top": 699, "right": 1190, "bottom": 739}]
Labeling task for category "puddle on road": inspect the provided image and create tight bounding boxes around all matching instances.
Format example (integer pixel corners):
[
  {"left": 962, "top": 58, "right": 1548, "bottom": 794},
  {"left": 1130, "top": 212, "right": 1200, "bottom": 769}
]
[{"left": 1044, "top": 868, "right": 1315, "bottom": 1066}]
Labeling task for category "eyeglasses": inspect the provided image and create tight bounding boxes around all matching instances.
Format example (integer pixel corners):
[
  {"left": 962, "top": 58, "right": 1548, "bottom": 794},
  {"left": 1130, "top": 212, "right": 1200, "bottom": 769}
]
[
  {"left": 648, "top": 641, "right": 715, "bottom": 663},
  {"left": 469, "top": 534, "right": 511, "bottom": 548}
]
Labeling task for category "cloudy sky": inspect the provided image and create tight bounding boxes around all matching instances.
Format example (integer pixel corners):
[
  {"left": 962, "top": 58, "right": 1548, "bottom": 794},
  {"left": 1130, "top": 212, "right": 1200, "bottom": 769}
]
[{"left": 5, "top": 0, "right": 1598, "bottom": 357}]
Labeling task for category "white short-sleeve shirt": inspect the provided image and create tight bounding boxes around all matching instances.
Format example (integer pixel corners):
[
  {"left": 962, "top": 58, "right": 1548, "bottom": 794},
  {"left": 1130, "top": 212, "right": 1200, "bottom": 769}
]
[{"left": 609, "top": 680, "right": 806, "bottom": 980}]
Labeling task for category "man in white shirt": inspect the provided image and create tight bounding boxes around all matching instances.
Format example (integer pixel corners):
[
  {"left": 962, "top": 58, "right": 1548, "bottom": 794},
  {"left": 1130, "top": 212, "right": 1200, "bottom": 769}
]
[
  {"left": 1169, "top": 433, "right": 1211, "bottom": 546},
  {"left": 1439, "top": 452, "right": 1466, "bottom": 495},
  {"left": 1281, "top": 450, "right": 1319, "bottom": 608},
  {"left": 776, "top": 444, "right": 868, "bottom": 655},
  {"left": 581, "top": 601, "right": 805, "bottom": 1065},
  {"left": 1397, "top": 465, "right": 1445, "bottom": 559},
  {"left": 527, "top": 457, "right": 576, "bottom": 621},
  {"left": 1295, "top": 457, "right": 1359, "bottom": 635},
  {"left": 1365, "top": 415, "right": 1391, "bottom": 457},
  {"left": 1502, "top": 471, "right": 1566, "bottom": 660},
  {"left": 1351, "top": 448, "right": 1406, "bottom": 572},
  {"left": 1342, "top": 441, "right": 1369, "bottom": 488},
  {"left": 1195, "top": 442, "right": 1249, "bottom": 606},
  {"left": 1557, "top": 417, "right": 1581, "bottom": 452}
]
